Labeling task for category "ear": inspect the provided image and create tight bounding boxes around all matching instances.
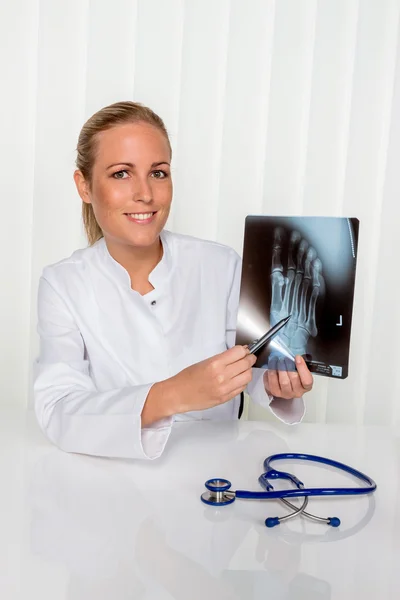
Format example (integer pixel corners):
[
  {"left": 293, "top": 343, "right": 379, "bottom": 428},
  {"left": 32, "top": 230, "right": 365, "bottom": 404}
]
[{"left": 74, "top": 170, "right": 91, "bottom": 204}]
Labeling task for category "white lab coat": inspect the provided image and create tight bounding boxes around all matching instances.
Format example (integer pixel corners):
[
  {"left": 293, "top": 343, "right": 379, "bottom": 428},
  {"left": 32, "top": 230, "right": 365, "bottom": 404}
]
[{"left": 33, "top": 230, "right": 304, "bottom": 459}]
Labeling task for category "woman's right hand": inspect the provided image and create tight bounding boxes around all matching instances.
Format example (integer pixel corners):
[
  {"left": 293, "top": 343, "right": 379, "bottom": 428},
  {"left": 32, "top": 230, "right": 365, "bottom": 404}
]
[
  {"left": 171, "top": 345, "right": 257, "bottom": 413},
  {"left": 141, "top": 346, "right": 256, "bottom": 426}
]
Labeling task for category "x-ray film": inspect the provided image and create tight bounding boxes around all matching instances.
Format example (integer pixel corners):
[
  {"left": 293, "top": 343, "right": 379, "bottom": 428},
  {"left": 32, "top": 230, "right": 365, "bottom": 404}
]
[{"left": 236, "top": 216, "right": 359, "bottom": 379}]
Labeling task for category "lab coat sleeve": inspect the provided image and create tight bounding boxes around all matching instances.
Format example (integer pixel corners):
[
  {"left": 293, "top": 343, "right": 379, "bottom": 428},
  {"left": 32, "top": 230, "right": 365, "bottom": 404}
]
[
  {"left": 33, "top": 276, "right": 173, "bottom": 459},
  {"left": 225, "top": 251, "right": 305, "bottom": 425}
]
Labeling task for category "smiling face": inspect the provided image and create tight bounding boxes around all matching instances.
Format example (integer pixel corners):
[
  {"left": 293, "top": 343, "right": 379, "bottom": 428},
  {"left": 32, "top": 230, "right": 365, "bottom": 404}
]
[{"left": 74, "top": 121, "right": 173, "bottom": 250}]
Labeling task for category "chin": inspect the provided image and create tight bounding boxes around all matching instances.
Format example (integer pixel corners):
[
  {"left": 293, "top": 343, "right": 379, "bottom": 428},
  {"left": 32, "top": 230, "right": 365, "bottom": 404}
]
[
  {"left": 117, "top": 228, "right": 163, "bottom": 249},
  {"left": 104, "top": 213, "right": 169, "bottom": 249},
  {"left": 128, "top": 236, "right": 160, "bottom": 248}
]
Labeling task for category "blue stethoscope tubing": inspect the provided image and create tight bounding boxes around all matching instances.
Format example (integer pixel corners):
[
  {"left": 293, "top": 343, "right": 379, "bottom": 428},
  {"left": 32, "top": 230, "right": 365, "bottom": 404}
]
[
  {"left": 256, "top": 453, "right": 376, "bottom": 498},
  {"left": 201, "top": 452, "right": 377, "bottom": 528}
]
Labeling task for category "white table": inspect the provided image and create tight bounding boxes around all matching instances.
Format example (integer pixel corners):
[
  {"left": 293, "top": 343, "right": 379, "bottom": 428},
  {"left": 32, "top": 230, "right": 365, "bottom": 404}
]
[{"left": 1, "top": 407, "right": 399, "bottom": 600}]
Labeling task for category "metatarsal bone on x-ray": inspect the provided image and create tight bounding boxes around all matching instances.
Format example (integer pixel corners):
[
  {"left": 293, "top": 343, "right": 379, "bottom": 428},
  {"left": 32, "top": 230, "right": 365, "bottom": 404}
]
[
  {"left": 284, "top": 230, "right": 301, "bottom": 316},
  {"left": 306, "top": 258, "right": 323, "bottom": 337},
  {"left": 288, "top": 239, "right": 309, "bottom": 335},
  {"left": 299, "top": 247, "right": 317, "bottom": 325}
]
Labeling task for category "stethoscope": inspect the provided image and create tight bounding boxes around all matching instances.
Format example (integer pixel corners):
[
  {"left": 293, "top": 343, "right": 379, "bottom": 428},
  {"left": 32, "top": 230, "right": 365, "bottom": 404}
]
[{"left": 201, "top": 453, "right": 377, "bottom": 528}]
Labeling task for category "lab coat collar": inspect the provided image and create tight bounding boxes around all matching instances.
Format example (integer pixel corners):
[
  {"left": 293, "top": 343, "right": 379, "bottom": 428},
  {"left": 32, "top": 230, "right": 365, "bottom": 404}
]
[{"left": 98, "top": 229, "right": 172, "bottom": 290}]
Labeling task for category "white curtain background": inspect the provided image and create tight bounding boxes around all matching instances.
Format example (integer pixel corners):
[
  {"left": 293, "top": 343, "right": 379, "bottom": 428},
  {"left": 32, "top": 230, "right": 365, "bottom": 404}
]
[{"left": 2, "top": 0, "right": 400, "bottom": 425}]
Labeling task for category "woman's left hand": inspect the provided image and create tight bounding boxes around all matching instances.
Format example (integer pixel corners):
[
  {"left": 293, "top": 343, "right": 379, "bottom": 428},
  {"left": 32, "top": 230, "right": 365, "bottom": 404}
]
[{"left": 263, "top": 355, "right": 313, "bottom": 399}]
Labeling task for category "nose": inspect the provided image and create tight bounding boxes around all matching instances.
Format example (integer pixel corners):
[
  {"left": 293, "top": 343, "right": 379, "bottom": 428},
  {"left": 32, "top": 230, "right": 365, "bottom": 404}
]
[{"left": 134, "top": 175, "right": 153, "bottom": 204}]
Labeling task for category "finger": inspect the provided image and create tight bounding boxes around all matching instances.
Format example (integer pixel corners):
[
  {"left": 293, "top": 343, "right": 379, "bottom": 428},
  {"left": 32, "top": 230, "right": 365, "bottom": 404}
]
[
  {"left": 224, "top": 354, "right": 256, "bottom": 381},
  {"left": 228, "top": 368, "right": 253, "bottom": 394},
  {"left": 266, "top": 369, "right": 291, "bottom": 398},
  {"left": 287, "top": 369, "right": 307, "bottom": 397},
  {"left": 223, "top": 385, "right": 249, "bottom": 404},
  {"left": 295, "top": 355, "right": 313, "bottom": 390},
  {"left": 265, "top": 367, "right": 280, "bottom": 397},
  {"left": 267, "top": 353, "right": 279, "bottom": 370},
  {"left": 277, "top": 362, "right": 295, "bottom": 398},
  {"left": 219, "top": 344, "right": 249, "bottom": 366},
  {"left": 281, "top": 356, "right": 297, "bottom": 372}
]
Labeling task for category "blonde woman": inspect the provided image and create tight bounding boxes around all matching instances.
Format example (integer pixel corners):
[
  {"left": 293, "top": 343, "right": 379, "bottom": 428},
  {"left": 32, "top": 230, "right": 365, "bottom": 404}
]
[{"left": 34, "top": 102, "right": 313, "bottom": 459}]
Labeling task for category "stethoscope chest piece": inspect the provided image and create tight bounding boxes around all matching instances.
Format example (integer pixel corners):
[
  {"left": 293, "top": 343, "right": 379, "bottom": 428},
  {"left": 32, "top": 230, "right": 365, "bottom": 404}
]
[{"left": 201, "top": 478, "right": 236, "bottom": 506}]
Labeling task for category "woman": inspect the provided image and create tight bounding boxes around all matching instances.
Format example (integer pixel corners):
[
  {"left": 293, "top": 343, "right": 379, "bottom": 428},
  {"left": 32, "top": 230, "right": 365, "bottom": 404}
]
[{"left": 34, "top": 101, "right": 313, "bottom": 459}]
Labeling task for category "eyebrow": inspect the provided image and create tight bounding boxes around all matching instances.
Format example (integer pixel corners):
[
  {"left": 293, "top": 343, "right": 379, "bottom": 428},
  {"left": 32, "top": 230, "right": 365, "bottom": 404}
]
[{"left": 106, "top": 161, "right": 170, "bottom": 170}]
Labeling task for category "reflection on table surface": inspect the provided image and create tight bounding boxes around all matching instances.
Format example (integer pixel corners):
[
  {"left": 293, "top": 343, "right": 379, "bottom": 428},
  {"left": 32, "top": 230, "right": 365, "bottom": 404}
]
[{"left": 1, "top": 411, "right": 399, "bottom": 599}]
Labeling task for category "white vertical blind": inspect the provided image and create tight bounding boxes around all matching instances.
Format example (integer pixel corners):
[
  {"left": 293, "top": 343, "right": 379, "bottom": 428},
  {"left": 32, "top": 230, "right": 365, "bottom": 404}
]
[
  {"left": 1, "top": 0, "right": 39, "bottom": 407},
  {"left": 2, "top": 0, "right": 400, "bottom": 426}
]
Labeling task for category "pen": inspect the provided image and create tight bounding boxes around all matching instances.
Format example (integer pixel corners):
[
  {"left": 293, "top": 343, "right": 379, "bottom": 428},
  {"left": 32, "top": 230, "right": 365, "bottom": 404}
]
[{"left": 247, "top": 315, "right": 291, "bottom": 354}]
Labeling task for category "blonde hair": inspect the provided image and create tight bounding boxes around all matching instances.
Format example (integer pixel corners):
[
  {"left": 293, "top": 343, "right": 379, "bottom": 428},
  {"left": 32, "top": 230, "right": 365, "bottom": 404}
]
[{"left": 76, "top": 101, "right": 171, "bottom": 245}]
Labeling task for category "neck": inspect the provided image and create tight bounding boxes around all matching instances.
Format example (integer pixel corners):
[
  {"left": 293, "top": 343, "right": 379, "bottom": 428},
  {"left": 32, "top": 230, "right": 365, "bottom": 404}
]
[{"left": 104, "top": 235, "right": 163, "bottom": 288}]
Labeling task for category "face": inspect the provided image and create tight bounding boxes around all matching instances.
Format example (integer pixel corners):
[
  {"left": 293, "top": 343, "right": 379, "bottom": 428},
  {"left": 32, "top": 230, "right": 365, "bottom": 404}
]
[{"left": 75, "top": 122, "right": 172, "bottom": 250}]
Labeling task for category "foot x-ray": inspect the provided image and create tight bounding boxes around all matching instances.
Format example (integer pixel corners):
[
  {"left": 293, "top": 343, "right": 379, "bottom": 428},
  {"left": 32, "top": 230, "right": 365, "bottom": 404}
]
[{"left": 236, "top": 216, "right": 359, "bottom": 379}]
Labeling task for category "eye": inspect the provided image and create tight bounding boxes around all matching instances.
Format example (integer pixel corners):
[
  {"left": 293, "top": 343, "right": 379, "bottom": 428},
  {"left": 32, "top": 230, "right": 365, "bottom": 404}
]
[
  {"left": 151, "top": 170, "right": 168, "bottom": 179},
  {"left": 112, "top": 170, "right": 129, "bottom": 179}
]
